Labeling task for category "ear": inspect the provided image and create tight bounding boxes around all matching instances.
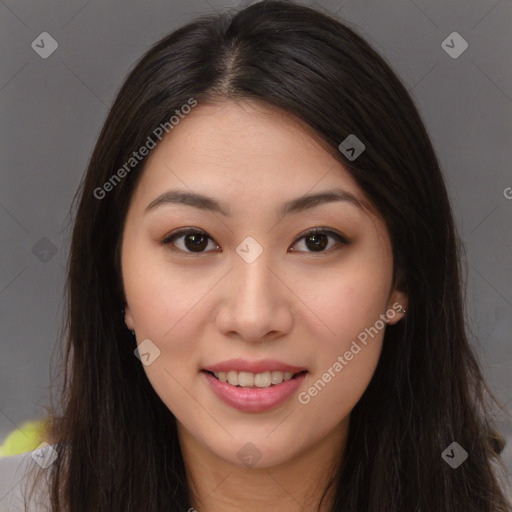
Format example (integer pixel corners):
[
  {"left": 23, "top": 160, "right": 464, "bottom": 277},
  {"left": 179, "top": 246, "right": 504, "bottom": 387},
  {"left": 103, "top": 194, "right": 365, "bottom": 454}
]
[
  {"left": 124, "top": 303, "right": 135, "bottom": 330},
  {"left": 386, "top": 270, "right": 408, "bottom": 325}
]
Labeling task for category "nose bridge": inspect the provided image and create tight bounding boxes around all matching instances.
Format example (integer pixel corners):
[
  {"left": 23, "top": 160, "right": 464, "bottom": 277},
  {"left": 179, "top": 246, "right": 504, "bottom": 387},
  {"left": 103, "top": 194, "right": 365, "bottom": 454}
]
[
  {"left": 233, "top": 246, "right": 277, "bottom": 314},
  {"left": 216, "top": 244, "right": 288, "bottom": 340}
]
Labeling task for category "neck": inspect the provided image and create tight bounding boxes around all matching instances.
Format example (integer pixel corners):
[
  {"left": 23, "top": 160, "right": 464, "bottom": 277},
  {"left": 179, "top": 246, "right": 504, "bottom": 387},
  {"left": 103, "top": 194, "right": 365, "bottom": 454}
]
[{"left": 178, "top": 418, "right": 348, "bottom": 512}]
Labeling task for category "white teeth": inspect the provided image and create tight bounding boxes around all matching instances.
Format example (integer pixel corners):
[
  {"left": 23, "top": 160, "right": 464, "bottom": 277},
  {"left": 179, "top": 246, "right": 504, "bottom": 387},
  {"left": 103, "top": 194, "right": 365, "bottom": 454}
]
[
  {"left": 271, "top": 371, "right": 284, "bottom": 384},
  {"left": 237, "top": 371, "right": 254, "bottom": 387},
  {"left": 227, "top": 371, "right": 238, "bottom": 386},
  {"left": 254, "top": 371, "right": 271, "bottom": 388},
  {"left": 211, "top": 370, "right": 300, "bottom": 388}
]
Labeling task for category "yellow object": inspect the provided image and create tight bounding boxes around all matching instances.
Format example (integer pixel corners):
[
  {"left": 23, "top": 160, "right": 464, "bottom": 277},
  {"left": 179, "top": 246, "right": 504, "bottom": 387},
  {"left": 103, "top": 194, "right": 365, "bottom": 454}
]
[{"left": 0, "top": 419, "right": 48, "bottom": 457}]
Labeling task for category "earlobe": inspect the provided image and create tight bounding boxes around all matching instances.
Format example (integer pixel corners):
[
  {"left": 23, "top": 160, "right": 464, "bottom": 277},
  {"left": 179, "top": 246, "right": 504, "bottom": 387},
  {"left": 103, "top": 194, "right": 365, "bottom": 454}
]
[
  {"left": 385, "top": 269, "right": 408, "bottom": 324},
  {"left": 386, "top": 290, "right": 408, "bottom": 325},
  {"left": 387, "top": 270, "right": 408, "bottom": 324}
]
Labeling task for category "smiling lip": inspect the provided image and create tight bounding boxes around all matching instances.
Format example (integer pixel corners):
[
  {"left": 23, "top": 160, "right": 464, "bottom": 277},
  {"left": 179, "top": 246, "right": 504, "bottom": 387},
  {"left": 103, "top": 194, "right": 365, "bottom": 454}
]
[
  {"left": 202, "top": 370, "right": 307, "bottom": 412},
  {"left": 202, "top": 358, "right": 307, "bottom": 374}
]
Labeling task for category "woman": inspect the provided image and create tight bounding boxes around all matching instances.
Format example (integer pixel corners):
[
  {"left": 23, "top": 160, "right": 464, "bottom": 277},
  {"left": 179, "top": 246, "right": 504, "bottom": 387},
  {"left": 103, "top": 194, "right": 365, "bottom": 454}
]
[{"left": 13, "top": 0, "right": 511, "bottom": 510}]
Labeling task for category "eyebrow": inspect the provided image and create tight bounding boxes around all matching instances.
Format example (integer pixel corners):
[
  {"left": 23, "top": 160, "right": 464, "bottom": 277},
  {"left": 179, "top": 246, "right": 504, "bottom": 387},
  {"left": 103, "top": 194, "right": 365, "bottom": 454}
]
[{"left": 144, "top": 188, "right": 366, "bottom": 218}]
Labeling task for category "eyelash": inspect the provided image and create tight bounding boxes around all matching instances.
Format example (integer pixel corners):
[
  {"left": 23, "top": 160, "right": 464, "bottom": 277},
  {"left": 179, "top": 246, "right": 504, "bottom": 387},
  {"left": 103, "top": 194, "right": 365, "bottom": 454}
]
[{"left": 161, "top": 227, "right": 349, "bottom": 255}]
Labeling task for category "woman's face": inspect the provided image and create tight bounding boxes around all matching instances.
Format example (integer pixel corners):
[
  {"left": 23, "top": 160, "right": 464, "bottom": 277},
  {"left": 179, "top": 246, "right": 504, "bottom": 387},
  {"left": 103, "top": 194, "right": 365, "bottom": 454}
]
[{"left": 122, "top": 100, "right": 407, "bottom": 469}]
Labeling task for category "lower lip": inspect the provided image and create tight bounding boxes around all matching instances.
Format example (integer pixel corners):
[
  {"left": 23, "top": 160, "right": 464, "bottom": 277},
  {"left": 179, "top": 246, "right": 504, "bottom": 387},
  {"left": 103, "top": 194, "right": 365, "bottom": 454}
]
[{"left": 201, "top": 371, "right": 307, "bottom": 413}]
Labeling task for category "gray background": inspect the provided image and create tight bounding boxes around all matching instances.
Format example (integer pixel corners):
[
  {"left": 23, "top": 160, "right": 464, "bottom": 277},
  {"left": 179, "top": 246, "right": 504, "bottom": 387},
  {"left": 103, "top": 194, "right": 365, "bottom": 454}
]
[{"left": 1, "top": 0, "right": 511, "bottom": 479}]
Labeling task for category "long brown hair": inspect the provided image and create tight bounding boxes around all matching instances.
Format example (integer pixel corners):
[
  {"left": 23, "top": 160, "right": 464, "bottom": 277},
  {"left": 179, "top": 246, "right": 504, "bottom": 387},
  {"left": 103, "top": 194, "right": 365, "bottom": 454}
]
[{"left": 25, "top": 1, "right": 510, "bottom": 510}]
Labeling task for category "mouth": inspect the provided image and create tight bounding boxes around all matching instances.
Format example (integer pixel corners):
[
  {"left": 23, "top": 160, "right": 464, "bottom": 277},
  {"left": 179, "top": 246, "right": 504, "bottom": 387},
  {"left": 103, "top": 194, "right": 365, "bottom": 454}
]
[
  {"left": 201, "top": 369, "right": 308, "bottom": 389},
  {"left": 201, "top": 368, "right": 308, "bottom": 412}
]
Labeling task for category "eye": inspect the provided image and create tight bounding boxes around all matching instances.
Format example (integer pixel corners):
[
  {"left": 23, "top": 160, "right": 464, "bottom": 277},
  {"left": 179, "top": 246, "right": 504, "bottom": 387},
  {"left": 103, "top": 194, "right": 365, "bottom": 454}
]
[
  {"left": 161, "top": 227, "right": 349, "bottom": 255},
  {"left": 161, "top": 228, "right": 220, "bottom": 254},
  {"left": 289, "top": 227, "right": 349, "bottom": 254}
]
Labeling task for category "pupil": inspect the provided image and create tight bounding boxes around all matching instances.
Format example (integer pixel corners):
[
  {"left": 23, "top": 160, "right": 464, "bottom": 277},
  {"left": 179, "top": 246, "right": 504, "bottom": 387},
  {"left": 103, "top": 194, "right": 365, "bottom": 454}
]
[
  {"left": 306, "top": 233, "right": 327, "bottom": 251},
  {"left": 185, "top": 233, "right": 207, "bottom": 252}
]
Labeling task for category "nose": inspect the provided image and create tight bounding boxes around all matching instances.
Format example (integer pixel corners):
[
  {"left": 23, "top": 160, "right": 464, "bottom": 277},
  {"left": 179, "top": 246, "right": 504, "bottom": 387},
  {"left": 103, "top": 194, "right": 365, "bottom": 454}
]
[{"left": 215, "top": 248, "right": 293, "bottom": 343}]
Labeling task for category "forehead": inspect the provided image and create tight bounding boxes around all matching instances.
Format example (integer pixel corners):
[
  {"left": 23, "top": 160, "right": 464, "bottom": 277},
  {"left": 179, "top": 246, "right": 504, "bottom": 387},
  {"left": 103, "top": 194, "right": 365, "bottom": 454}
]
[{"left": 132, "top": 100, "right": 374, "bottom": 220}]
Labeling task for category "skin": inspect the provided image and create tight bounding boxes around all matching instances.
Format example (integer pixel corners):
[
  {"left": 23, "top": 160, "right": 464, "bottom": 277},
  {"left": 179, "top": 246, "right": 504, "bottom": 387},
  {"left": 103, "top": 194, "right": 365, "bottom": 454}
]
[{"left": 122, "top": 100, "right": 408, "bottom": 512}]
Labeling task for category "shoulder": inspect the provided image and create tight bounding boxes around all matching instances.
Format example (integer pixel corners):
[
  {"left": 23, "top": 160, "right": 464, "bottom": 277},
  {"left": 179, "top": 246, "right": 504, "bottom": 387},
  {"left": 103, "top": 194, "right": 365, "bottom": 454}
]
[
  {"left": 0, "top": 444, "right": 56, "bottom": 512},
  {"left": 496, "top": 438, "right": 512, "bottom": 504}
]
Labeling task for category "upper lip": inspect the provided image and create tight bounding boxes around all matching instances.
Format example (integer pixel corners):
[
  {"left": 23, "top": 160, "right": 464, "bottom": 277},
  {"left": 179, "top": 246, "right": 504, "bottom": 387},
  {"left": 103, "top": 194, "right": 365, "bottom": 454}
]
[{"left": 202, "top": 359, "right": 307, "bottom": 374}]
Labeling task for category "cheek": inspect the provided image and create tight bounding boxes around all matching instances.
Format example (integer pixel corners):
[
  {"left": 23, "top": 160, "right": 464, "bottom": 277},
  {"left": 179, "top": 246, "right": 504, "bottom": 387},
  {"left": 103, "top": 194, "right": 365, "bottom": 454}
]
[
  {"left": 123, "top": 250, "right": 215, "bottom": 393},
  {"left": 124, "top": 246, "right": 206, "bottom": 336},
  {"left": 298, "top": 285, "right": 385, "bottom": 423},
  {"left": 124, "top": 256, "right": 208, "bottom": 412},
  {"left": 292, "top": 250, "right": 390, "bottom": 414},
  {"left": 294, "top": 255, "right": 391, "bottom": 352}
]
